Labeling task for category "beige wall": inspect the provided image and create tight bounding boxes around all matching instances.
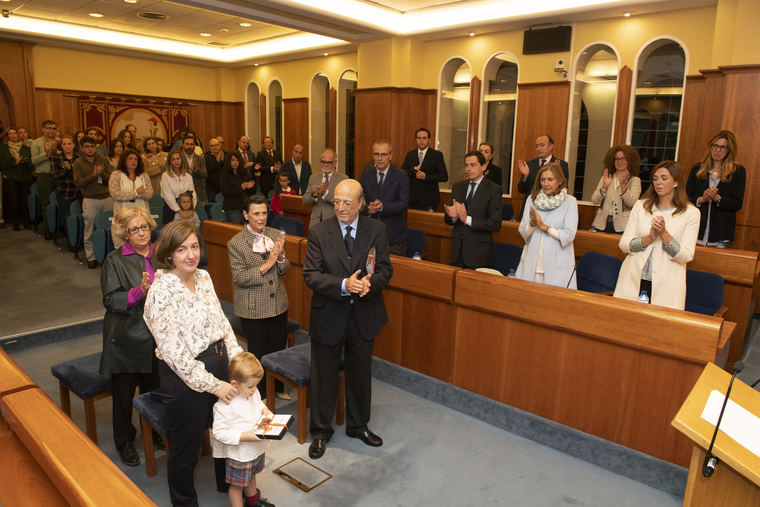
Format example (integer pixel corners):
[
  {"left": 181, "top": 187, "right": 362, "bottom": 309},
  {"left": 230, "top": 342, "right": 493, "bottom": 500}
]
[{"left": 32, "top": 46, "right": 239, "bottom": 102}]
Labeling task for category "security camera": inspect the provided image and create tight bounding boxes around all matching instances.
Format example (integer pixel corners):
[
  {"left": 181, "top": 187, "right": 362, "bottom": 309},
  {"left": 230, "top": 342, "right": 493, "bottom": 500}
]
[
  {"left": 2, "top": 10, "right": 9, "bottom": 18},
  {"left": 554, "top": 58, "right": 566, "bottom": 72}
]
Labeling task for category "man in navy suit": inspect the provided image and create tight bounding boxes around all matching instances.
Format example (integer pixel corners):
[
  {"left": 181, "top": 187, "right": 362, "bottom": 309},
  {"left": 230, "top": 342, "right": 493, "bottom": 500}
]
[
  {"left": 517, "top": 135, "right": 569, "bottom": 218},
  {"left": 255, "top": 135, "right": 283, "bottom": 195},
  {"left": 445, "top": 150, "right": 502, "bottom": 269},
  {"left": 303, "top": 178, "right": 393, "bottom": 459},
  {"left": 277, "top": 143, "right": 312, "bottom": 195},
  {"left": 401, "top": 127, "right": 448, "bottom": 211},
  {"left": 359, "top": 139, "right": 409, "bottom": 256}
]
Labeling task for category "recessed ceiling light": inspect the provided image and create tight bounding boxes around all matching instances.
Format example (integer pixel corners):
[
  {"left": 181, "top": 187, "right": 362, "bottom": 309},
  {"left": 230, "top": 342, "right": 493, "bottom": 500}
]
[
  {"left": 323, "top": 52, "right": 328, "bottom": 56},
  {"left": 240, "top": 22, "right": 251, "bottom": 27},
  {"left": 468, "top": 32, "right": 475, "bottom": 37},
  {"left": 89, "top": 12, "right": 104, "bottom": 18},
  {"left": 624, "top": 12, "right": 631, "bottom": 17},
  {"left": 254, "top": 63, "right": 259, "bottom": 67},
  {"left": 124, "top": 0, "right": 138, "bottom": 4},
  {"left": 200, "top": 32, "right": 211, "bottom": 37}
]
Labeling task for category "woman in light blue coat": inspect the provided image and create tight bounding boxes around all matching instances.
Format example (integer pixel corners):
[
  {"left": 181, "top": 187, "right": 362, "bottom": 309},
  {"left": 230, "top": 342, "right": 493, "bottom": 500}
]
[{"left": 515, "top": 162, "right": 578, "bottom": 288}]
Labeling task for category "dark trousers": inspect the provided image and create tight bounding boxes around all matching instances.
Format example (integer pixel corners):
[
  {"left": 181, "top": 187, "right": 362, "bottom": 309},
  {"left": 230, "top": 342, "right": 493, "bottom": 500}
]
[
  {"left": 310, "top": 309, "right": 374, "bottom": 439},
  {"left": 111, "top": 363, "right": 159, "bottom": 449},
  {"left": 163, "top": 203, "right": 175, "bottom": 227},
  {"left": 57, "top": 193, "right": 77, "bottom": 235},
  {"left": 602, "top": 216, "right": 623, "bottom": 234},
  {"left": 225, "top": 209, "right": 243, "bottom": 225},
  {"left": 158, "top": 341, "right": 229, "bottom": 507},
  {"left": 36, "top": 172, "right": 56, "bottom": 234},
  {"left": 241, "top": 311, "right": 287, "bottom": 397},
  {"left": 3, "top": 178, "right": 31, "bottom": 225},
  {"left": 388, "top": 240, "right": 407, "bottom": 257}
]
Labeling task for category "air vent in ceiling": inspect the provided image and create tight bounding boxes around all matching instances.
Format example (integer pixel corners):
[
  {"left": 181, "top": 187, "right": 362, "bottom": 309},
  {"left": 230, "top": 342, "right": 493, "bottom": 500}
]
[{"left": 137, "top": 12, "right": 168, "bottom": 21}]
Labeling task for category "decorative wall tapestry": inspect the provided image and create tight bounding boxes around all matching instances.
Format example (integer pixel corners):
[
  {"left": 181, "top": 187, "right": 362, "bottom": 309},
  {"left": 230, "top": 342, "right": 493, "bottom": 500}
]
[{"left": 79, "top": 96, "right": 190, "bottom": 146}]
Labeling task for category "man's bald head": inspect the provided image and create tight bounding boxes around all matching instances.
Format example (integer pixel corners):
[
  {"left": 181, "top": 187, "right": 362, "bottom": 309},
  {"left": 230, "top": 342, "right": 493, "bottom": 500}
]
[{"left": 333, "top": 179, "right": 364, "bottom": 225}]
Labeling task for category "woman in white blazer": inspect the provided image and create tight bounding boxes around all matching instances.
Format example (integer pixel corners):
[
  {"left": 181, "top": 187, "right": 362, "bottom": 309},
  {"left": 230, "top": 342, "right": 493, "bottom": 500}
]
[
  {"left": 590, "top": 145, "right": 642, "bottom": 233},
  {"left": 515, "top": 162, "right": 578, "bottom": 288},
  {"left": 613, "top": 161, "right": 700, "bottom": 310}
]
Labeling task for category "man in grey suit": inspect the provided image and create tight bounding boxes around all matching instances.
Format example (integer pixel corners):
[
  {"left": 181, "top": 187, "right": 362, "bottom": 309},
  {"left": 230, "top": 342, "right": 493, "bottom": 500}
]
[
  {"left": 180, "top": 135, "right": 208, "bottom": 206},
  {"left": 445, "top": 150, "right": 502, "bottom": 269},
  {"left": 302, "top": 148, "right": 347, "bottom": 227}
]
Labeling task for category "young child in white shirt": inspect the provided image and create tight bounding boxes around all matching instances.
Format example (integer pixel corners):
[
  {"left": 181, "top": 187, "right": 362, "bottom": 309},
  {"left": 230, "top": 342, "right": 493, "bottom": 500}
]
[{"left": 212, "top": 352, "right": 275, "bottom": 507}]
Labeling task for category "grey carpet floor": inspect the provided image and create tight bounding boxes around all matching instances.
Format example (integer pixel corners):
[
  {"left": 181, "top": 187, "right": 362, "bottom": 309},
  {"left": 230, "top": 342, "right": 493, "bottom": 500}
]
[{"left": 10, "top": 333, "right": 681, "bottom": 507}]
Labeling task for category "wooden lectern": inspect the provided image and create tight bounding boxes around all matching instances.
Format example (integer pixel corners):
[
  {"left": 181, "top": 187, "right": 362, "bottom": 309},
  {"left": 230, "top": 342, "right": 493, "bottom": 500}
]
[{"left": 672, "top": 362, "right": 760, "bottom": 506}]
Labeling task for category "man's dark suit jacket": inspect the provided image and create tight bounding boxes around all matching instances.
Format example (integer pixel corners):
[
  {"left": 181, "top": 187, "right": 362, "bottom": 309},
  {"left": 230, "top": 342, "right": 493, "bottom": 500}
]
[
  {"left": 445, "top": 178, "right": 502, "bottom": 269},
  {"left": 517, "top": 156, "right": 570, "bottom": 217},
  {"left": 204, "top": 150, "right": 228, "bottom": 195},
  {"left": 484, "top": 162, "right": 502, "bottom": 187},
  {"left": 303, "top": 215, "right": 393, "bottom": 345},
  {"left": 358, "top": 165, "right": 409, "bottom": 245},
  {"left": 256, "top": 149, "right": 283, "bottom": 195},
  {"left": 278, "top": 159, "right": 312, "bottom": 195},
  {"left": 401, "top": 148, "right": 448, "bottom": 210}
]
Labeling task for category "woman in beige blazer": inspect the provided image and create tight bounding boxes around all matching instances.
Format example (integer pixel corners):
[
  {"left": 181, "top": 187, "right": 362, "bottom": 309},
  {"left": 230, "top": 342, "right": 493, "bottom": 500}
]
[
  {"left": 613, "top": 161, "right": 700, "bottom": 310},
  {"left": 227, "top": 194, "right": 290, "bottom": 399},
  {"left": 591, "top": 145, "right": 642, "bottom": 234}
]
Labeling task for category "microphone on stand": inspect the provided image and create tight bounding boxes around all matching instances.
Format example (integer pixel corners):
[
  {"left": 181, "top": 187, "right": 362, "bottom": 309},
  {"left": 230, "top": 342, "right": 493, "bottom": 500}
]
[{"left": 702, "top": 361, "right": 744, "bottom": 478}]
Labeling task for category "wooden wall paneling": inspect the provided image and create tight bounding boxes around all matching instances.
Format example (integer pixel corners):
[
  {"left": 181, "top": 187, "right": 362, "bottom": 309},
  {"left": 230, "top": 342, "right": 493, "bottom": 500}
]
[
  {"left": 373, "top": 288, "right": 403, "bottom": 364},
  {"left": 33, "top": 89, "right": 80, "bottom": 137},
  {"left": 511, "top": 81, "right": 571, "bottom": 214},
  {"left": 280, "top": 237, "right": 304, "bottom": 326},
  {"left": 283, "top": 98, "right": 309, "bottom": 163},
  {"left": 193, "top": 102, "right": 244, "bottom": 150},
  {"left": 353, "top": 87, "right": 436, "bottom": 178},
  {"left": 467, "top": 76, "right": 481, "bottom": 152},
  {"left": 328, "top": 87, "right": 337, "bottom": 150},
  {"left": 612, "top": 66, "right": 632, "bottom": 145},
  {"left": 0, "top": 42, "right": 36, "bottom": 133},
  {"left": 401, "top": 294, "right": 454, "bottom": 381},
  {"left": 259, "top": 93, "right": 267, "bottom": 145},
  {"left": 203, "top": 220, "right": 242, "bottom": 303}
]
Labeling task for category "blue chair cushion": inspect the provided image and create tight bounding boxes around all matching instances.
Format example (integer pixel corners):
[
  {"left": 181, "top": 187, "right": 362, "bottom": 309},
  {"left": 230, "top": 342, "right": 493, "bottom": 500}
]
[
  {"left": 261, "top": 343, "right": 313, "bottom": 386},
  {"left": 50, "top": 352, "right": 111, "bottom": 399},
  {"left": 133, "top": 392, "right": 170, "bottom": 436}
]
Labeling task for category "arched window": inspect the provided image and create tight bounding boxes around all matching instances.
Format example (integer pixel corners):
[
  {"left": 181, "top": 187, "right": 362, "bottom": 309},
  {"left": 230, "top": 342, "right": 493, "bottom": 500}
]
[
  {"left": 438, "top": 58, "right": 471, "bottom": 185},
  {"left": 310, "top": 73, "right": 330, "bottom": 165},
  {"left": 481, "top": 53, "right": 518, "bottom": 194},
  {"left": 246, "top": 82, "right": 261, "bottom": 146},
  {"left": 568, "top": 44, "right": 619, "bottom": 200},
  {"left": 338, "top": 70, "right": 357, "bottom": 178},
  {"left": 630, "top": 39, "right": 686, "bottom": 187},
  {"left": 267, "top": 80, "right": 283, "bottom": 153}
]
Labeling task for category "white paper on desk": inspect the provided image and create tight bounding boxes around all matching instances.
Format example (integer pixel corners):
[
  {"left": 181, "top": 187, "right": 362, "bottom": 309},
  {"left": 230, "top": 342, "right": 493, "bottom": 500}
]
[{"left": 701, "top": 389, "right": 760, "bottom": 459}]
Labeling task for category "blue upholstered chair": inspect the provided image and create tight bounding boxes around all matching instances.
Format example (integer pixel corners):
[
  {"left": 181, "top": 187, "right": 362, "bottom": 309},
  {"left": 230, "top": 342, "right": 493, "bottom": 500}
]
[
  {"left": 27, "top": 182, "right": 42, "bottom": 230},
  {"left": 92, "top": 210, "right": 114, "bottom": 263},
  {"left": 686, "top": 269, "right": 726, "bottom": 317},
  {"left": 271, "top": 215, "right": 304, "bottom": 237},
  {"left": 492, "top": 242, "right": 522, "bottom": 275},
  {"left": 50, "top": 352, "right": 112, "bottom": 443},
  {"left": 45, "top": 191, "right": 63, "bottom": 248},
  {"left": 261, "top": 343, "right": 345, "bottom": 444},
  {"left": 576, "top": 251, "right": 623, "bottom": 294},
  {"left": 209, "top": 202, "right": 226, "bottom": 221},
  {"left": 133, "top": 393, "right": 211, "bottom": 477},
  {"left": 405, "top": 228, "right": 426, "bottom": 258}
]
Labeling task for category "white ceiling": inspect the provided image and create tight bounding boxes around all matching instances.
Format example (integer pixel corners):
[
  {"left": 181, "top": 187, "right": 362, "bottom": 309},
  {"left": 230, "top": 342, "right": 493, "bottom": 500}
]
[{"left": 0, "top": 0, "right": 716, "bottom": 65}]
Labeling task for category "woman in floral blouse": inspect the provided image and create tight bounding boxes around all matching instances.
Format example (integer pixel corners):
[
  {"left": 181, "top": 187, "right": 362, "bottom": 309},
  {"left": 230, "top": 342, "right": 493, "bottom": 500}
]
[{"left": 143, "top": 220, "right": 243, "bottom": 505}]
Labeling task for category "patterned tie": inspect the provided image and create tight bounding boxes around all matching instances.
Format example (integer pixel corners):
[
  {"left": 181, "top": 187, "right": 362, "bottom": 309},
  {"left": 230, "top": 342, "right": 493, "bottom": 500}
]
[
  {"left": 377, "top": 172, "right": 385, "bottom": 190},
  {"left": 465, "top": 182, "right": 476, "bottom": 210},
  {"left": 242, "top": 151, "right": 248, "bottom": 163},
  {"left": 418, "top": 151, "right": 424, "bottom": 165},
  {"left": 344, "top": 225, "right": 354, "bottom": 257}
]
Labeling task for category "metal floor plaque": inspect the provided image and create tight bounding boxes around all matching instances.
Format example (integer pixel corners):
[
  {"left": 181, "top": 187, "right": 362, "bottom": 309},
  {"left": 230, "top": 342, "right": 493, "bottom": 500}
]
[{"left": 272, "top": 457, "right": 332, "bottom": 492}]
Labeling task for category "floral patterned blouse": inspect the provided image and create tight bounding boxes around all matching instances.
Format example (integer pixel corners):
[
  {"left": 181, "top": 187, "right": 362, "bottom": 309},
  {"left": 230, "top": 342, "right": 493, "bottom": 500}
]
[{"left": 143, "top": 268, "right": 243, "bottom": 393}]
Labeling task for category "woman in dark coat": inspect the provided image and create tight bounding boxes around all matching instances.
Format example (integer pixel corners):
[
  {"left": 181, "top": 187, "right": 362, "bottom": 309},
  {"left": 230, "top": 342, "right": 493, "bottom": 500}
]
[
  {"left": 219, "top": 152, "right": 262, "bottom": 225},
  {"left": 0, "top": 127, "right": 34, "bottom": 230},
  {"left": 100, "top": 206, "right": 162, "bottom": 466},
  {"left": 686, "top": 130, "right": 746, "bottom": 248}
]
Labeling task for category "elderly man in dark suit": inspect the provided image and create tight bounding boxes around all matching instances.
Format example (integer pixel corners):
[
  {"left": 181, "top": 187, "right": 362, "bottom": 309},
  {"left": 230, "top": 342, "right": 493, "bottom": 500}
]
[
  {"left": 517, "top": 134, "right": 570, "bottom": 218},
  {"left": 278, "top": 143, "right": 312, "bottom": 195},
  {"left": 401, "top": 127, "right": 448, "bottom": 211},
  {"left": 303, "top": 178, "right": 393, "bottom": 459},
  {"left": 359, "top": 139, "right": 409, "bottom": 256},
  {"left": 445, "top": 150, "right": 502, "bottom": 269},
  {"left": 255, "top": 135, "right": 283, "bottom": 195}
]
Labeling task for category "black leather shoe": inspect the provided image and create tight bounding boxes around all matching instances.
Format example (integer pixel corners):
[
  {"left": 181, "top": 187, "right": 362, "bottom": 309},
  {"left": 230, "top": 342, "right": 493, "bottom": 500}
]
[
  {"left": 118, "top": 441, "right": 140, "bottom": 466},
  {"left": 88, "top": 260, "right": 98, "bottom": 269},
  {"left": 308, "top": 438, "right": 327, "bottom": 459},
  {"left": 43, "top": 232, "right": 53, "bottom": 240},
  {"left": 346, "top": 428, "right": 383, "bottom": 447}
]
